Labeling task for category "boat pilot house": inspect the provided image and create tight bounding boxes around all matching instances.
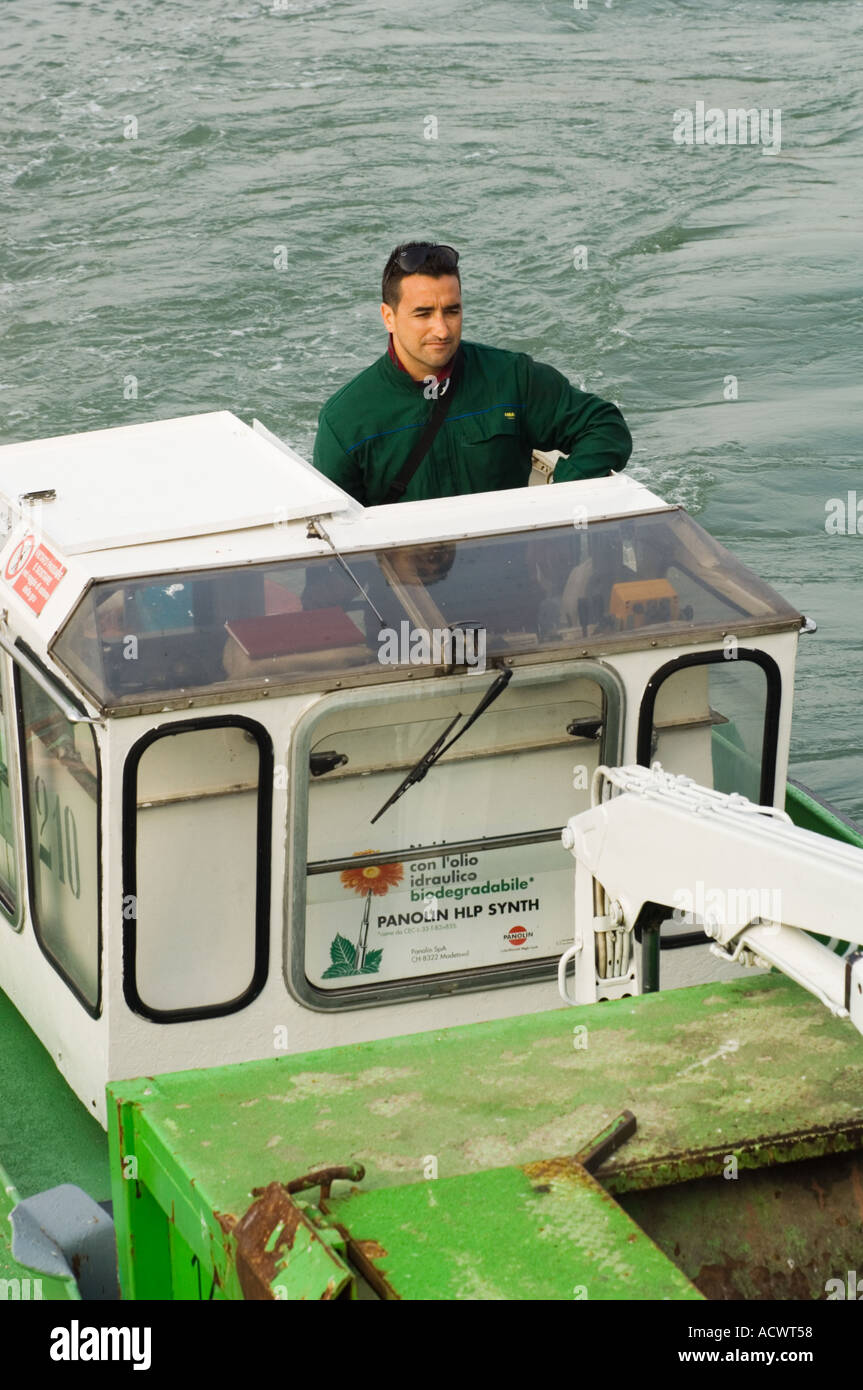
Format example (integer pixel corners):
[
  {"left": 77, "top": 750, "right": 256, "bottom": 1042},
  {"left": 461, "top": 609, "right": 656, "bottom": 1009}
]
[{"left": 0, "top": 412, "right": 804, "bottom": 1123}]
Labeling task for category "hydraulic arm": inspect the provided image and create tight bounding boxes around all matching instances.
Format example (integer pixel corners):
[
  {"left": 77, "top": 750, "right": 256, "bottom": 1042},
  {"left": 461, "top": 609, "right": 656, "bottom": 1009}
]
[{"left": 558, "top": 763, "right": 863, "bottom": 1033}]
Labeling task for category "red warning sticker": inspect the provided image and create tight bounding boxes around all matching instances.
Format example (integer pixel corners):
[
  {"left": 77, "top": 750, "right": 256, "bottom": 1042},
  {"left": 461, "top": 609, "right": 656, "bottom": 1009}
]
[{"left": 3, "top": 533, "right": 67, "bottom": 615}]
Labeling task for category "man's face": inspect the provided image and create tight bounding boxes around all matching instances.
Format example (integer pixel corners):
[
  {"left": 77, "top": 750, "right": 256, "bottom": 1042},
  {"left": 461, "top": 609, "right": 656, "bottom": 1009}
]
[
  {"left": 389, "top": 540, "right": 456, "bottom": 585},
  {"left": 380, "top": 273, "right": 462, "bottom": 381}
]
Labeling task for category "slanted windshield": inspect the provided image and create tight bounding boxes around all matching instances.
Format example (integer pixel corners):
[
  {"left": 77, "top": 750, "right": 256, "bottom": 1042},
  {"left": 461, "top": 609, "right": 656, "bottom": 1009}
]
[{"left": 52, "top": 509, "right": 800, "bottom": 709}]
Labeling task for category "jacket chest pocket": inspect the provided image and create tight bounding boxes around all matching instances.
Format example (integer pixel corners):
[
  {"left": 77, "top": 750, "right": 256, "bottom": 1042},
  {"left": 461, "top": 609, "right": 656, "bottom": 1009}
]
[{"left": 459, "top": 411, "right": 524, "bottom": 481}]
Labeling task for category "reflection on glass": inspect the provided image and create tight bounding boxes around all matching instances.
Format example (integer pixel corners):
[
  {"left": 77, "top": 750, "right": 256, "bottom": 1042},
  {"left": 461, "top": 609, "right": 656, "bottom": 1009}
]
[
  {"left": 53, "top": 510, "right": 800, "bottom": 707},
  {"left": 650, "top": 660, "right": 768, "bottom": 802},
  {"left": 19, "top": 671, "right": 99, "bottom": 1009}
]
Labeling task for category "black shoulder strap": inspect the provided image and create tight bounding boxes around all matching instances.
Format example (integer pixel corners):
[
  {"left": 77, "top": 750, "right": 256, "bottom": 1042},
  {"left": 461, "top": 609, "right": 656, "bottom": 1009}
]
[{"left": 381, "top": 348, "right": 464, "bottom": 504}]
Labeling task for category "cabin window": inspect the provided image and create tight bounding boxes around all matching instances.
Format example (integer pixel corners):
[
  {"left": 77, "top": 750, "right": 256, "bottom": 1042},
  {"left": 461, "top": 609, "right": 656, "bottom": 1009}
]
[
  {"left": 123, "top": 718, "right": 272, "bottom": 1022},
  {"left": 290, "top": 665, "right": 622, "bottom": 1007},
  {"left": 51, "top": 510, "right": 801, "bottom": 712},
  {"left": 638, "top": 651, "right": 781, "bottom": 804},
  {"left": 17, "top": 669, "right": 101, "bottom": 1012},
  {"left": 0, "top": 663, "right": 20, "bottom": 924}
]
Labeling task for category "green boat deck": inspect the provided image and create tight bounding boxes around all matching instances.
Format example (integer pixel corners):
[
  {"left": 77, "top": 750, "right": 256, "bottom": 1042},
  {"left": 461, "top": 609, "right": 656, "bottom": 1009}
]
[
  {"left": 108, "top": 973, "right": 863, "bottom": 1300},
  {"left": 0, "top": 985, "right": 109, "bottom": 1205},
  {"left": 0, "top": 988, "right": 106, "bottom": 1299}
]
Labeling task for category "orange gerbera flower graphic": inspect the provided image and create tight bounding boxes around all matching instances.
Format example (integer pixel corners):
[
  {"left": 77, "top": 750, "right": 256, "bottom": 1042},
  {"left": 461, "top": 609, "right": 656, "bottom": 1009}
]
[{"left": 341, "top": 851, "right": 404, "bottom": 897}]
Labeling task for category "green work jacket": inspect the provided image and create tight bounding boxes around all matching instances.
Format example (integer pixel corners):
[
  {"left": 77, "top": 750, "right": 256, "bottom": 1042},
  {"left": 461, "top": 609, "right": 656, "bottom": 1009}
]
[{"left": 311, "top": 339, "right": 632, "bottom": 505}]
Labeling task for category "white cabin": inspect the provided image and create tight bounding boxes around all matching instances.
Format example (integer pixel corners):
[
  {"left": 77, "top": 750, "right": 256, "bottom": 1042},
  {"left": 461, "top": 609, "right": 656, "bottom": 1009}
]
[{"left": 0, "top": 412, "right": 803, "bottom": 1123}]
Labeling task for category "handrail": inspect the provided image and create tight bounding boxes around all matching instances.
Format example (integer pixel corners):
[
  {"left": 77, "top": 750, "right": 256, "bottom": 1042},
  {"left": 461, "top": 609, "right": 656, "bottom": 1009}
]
[{"left": 0, "top": 631, "right": 100, "bottom": 725}]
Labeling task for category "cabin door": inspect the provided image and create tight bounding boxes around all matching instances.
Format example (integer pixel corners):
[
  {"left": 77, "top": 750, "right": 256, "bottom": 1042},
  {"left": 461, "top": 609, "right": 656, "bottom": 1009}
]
[
  {"left": 123, "top": 718, "right": 272, "bottom": 1021},
  {"left": 294, "top": 665, "right": 621, "bottom": 1005}
]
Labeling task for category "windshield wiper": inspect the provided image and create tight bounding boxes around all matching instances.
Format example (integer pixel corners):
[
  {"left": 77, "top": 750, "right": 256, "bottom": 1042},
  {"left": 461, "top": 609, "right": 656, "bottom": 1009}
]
[
  {"left": 307, "top": 517, "right": 385, "bottom": 626},
  {"left": 370, "top": 711, "right": 462, "bottom": 824},
  {"left": 370, "top": 667, "right": 513, "bottom": 823}
]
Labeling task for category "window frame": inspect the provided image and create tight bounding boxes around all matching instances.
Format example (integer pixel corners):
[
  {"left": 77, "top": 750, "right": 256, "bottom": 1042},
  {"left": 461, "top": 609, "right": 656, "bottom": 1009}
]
[
  {"left": 286, "top": 659, "right": 624, "bottom": 1012},
  {"left": 636, "top": 648, "right": 782, "bottom": 806},
  {"left": 15, "top": 664, "right": 103, "bottom": 1017},
  {"left": 47, "top": 509, "right": 803, "bottom": 718},
  {"left": 121, "top": 714, "right": 273, "bottom": 1024}
]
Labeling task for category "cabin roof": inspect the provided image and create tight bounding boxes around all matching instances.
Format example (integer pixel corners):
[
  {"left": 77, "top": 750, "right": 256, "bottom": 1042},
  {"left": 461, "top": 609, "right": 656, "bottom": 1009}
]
[
  {"left": 0, "top": 411, "right": 356, "bottom": 558},
  {"left": 0, "top": 412, "right": 669, "bottom": 578}
]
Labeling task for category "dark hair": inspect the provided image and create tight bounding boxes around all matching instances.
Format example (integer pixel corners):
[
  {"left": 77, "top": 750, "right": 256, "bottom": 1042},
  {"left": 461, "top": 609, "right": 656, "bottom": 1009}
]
[{"left": 382, "top": 242, "right": 461, "bottom": 308}]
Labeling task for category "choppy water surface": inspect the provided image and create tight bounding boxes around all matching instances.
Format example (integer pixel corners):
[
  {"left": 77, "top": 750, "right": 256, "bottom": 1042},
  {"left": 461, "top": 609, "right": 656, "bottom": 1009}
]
[{"left": 2, "top": 0, "right": 862, "bottom": 812}]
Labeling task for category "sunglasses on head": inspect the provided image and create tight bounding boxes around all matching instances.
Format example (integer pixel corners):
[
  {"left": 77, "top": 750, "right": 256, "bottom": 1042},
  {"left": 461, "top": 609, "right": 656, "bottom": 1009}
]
[{"left": 387, "top": 243, "right": 460, "bottom": 276}]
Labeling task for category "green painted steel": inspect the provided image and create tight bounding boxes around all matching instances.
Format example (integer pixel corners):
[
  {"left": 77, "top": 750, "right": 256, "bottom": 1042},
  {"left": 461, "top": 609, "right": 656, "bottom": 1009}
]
[
  {"left": 786, "top": 778, "right": 863, "bottom": 848},
  {"left": 265, "top": 1216, "right": 353, "bottom": 1301},
  {"left": 0, "top": 985, "right": 109, "bottom": 1203},
  {"left": 0, "top": 1159, "right": 80, "bottom": 1301},
  {"left": 329, "top": 1160, "right": 701, "bottom": 1300},
  {"left": 108, "top": 973, "right": 863, "bottom": 1300}
]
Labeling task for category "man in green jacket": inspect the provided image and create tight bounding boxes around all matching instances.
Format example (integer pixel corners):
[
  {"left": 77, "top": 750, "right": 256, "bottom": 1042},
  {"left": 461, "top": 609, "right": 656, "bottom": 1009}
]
[{"left": 311, "top": 242, "right": 632, "bottom": 506}]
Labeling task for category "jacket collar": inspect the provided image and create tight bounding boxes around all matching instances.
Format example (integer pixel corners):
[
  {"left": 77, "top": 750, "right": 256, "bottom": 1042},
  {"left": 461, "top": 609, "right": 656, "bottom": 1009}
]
[{"left": 386, "top": 333, "right": 457, "bottom": 386}]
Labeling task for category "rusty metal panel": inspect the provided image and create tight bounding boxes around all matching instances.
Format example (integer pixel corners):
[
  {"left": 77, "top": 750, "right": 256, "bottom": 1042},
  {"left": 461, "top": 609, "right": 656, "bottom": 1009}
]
[{"left": 226, "top": 1182, "right": 353, "bottom": 1301}]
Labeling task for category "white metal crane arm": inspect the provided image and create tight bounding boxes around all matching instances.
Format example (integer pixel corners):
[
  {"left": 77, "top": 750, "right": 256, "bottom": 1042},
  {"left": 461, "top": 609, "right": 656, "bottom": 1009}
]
[{"left": 559, "top": 764, "right": 863, "bottom": 1033}]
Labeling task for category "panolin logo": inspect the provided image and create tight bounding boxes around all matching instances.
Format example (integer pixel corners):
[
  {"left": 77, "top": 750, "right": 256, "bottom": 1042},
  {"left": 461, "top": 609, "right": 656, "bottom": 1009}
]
[{"left": 504, "top": 926, "right": 530, "bottom": 946}]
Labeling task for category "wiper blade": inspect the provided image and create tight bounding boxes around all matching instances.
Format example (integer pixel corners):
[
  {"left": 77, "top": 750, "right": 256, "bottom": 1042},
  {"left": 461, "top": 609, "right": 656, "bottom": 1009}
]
[
  {"left": 370, "top": 667, "right": 513, "bottom": 823},
  {"left": 370, "top": 712, "right": 462, "bottom": 824},
  {"left": 436, "top": 667, "right": 513, "bottom": 755}
]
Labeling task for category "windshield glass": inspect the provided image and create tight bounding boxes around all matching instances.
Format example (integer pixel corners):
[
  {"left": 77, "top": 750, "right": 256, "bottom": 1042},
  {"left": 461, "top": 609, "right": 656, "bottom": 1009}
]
[{"left": 52, "top": 509, "right": 800, "bottom": 709}]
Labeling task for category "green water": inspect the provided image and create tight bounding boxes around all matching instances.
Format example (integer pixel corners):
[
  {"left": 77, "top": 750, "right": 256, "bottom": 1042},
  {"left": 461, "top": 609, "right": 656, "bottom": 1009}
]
[{"left": 2, "top": 0, "right": 862, "bottom": 813}]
